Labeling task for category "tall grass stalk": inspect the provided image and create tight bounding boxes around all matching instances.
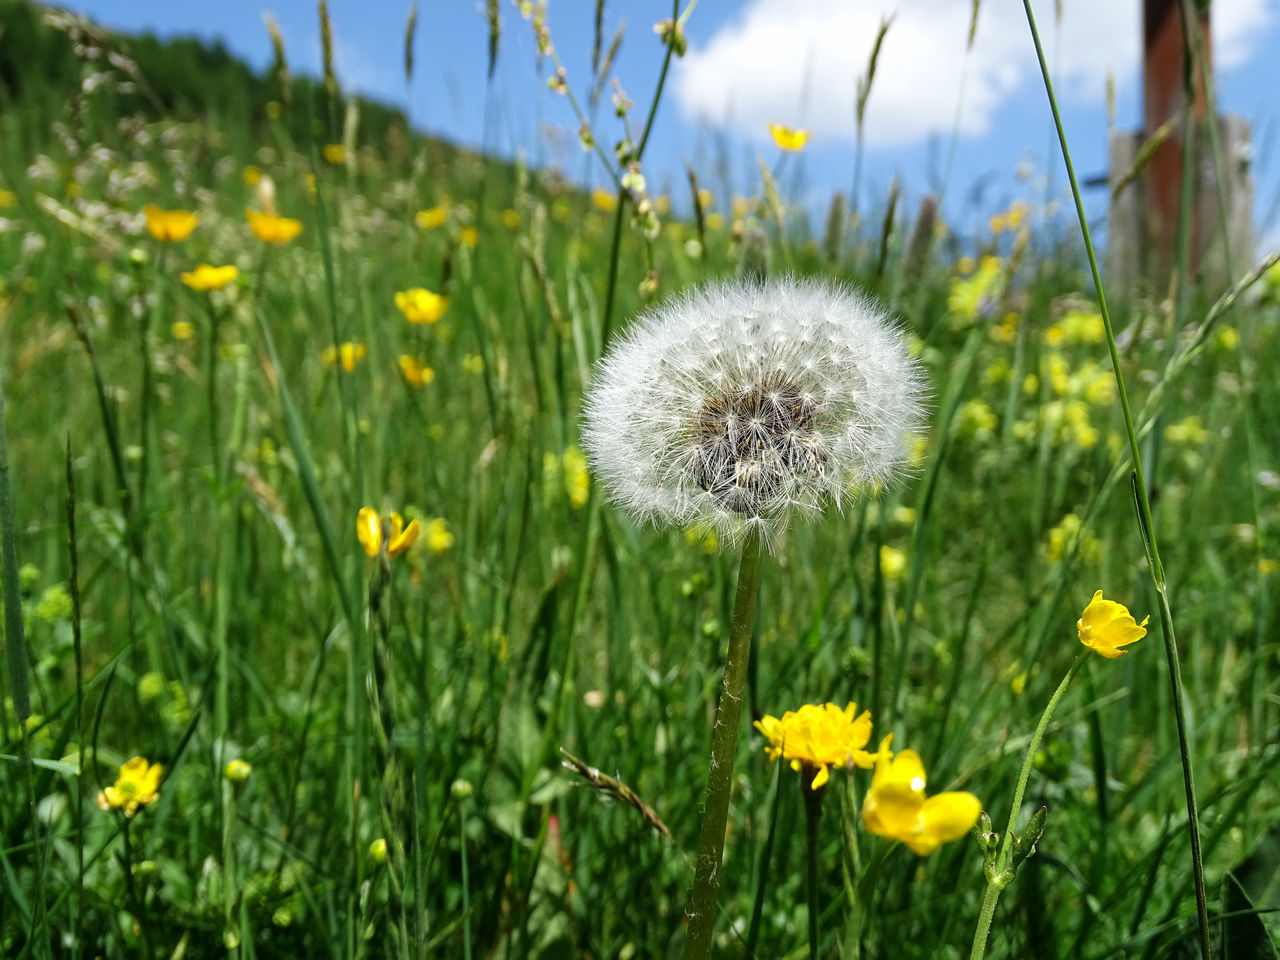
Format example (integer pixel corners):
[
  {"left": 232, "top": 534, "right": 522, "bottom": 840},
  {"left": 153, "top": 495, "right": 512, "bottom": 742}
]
[{"left": 1020, "top": 2, "right": 1211, "bottom": 955}]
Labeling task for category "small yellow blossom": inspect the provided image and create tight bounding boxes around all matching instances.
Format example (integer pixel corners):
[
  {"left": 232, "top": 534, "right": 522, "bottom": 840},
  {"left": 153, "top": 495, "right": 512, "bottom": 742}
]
[
  {"left": 861, "top": 735, "right": 981, "bottom": 854},
  {"left": 242, "top": 165, "right": 263, "bottom": 188},
  {"left": 171, "top": 321, "right": 195, "bottom": 341},
  {"left": 753, "top": 702, "right": 875, "bottom": 790},
  {"left": 459, "top": 226, "right": 479, "bottom": 247},
  {"left": 415, "top": 206, "right": 449, "bottom": 229},
  {"left": 246, "top": 209, "right": 302, "bottom": 243},
  {"left": 97, "top": 757, "right": 163, "bottom": 817},
  {"left": 1046, "top": 513, "right": 1101, "bottom": 566},
  {"left": 143, "top": 205, "right": 198, "bottom": 242},
  {"left": 224, "top": 758, "right": 252, "bottom": 782},
  {"left": 502, "top": 208, "right": 521, "bottom": 230},
  {"left": 591, "top": 188, "right": 618, "bottom": 212},
  {"left": 425, "top": 517, "right": 454, "bottom": 554},
  {"left": 1260, "top": 557, "right": 1277, "bottom": 575},
  {"left": 768, "top": 123, "right": 811, "bottom": 152},
  {"left": 356, "top": 507, "right": 420, "bottom": 558},
  {"left": 398, "top": 355, "right": 435, "bottom": 387},
  {"left": 395, "top": 287, "right": 448, "bottom": 324},
  {"left": 989, "top": 312, "right": 1019, "bottom": 345},
  {"left": 0, "top": 189, "right": 16, "bottom": 208},
  {"left": 322, "top": 143, "right": 346, "bottom": 165},
  {"left": 880, "top": 545, "right": 907, "bottom": 582},
  {"left": 696, "top": 188, "right": 714, "bottom": 209},
  {"left": 370, "top": 838, "right": 388, "bottom": 864},
  {"left": 562, "top": 446, "right": 590, "bottom": 509},
  {"left": 1165, "top": 415, "right": 1207, "bottom": 446},
  {"left": 321, "top": 342, "right": 367, "bottom": 372},
  {"left": 1215, "top": 326, "right": 1240, "bottom": 350},
  {"left": 180, "top": 264, "right": 239, "bottom": 292},
  {"left": 1077, "top": 590, "right": 1148, "bottom": 659},
  {"left": 948, "top": 256, "right": 1004, "bottom": 324}
]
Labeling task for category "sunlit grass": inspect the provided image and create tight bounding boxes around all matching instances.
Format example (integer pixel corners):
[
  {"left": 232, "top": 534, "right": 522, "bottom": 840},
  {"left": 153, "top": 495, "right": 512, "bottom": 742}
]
[{"left": 0, "top": 4, "right": 1278, "bottom": 958}]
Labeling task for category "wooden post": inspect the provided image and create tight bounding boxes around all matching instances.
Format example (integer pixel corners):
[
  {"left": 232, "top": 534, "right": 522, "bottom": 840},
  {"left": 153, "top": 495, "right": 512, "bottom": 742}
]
[
  {"left": 1143, "top": 0, "right": 1209, "bottom": 283},
  {"left": 1107, "top": 0, "right": 1253, "bottom": 298}
]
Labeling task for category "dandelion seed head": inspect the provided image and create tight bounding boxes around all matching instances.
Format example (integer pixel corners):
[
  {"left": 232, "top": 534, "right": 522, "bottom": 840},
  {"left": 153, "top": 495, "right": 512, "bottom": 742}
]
[{"left": 582, "top": 276, "right": 926, "bottom": 548}]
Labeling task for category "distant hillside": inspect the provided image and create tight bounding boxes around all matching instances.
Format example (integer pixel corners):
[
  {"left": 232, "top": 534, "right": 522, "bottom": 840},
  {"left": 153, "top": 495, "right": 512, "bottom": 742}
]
[{"left": 0, "top": 0, "right": 425, "bottom": 155}]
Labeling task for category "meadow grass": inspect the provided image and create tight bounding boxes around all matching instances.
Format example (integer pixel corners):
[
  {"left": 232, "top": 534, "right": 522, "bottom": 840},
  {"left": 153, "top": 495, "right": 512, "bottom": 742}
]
[{"left": 1, "top": 4, "right": 1279, "bottom": 958}]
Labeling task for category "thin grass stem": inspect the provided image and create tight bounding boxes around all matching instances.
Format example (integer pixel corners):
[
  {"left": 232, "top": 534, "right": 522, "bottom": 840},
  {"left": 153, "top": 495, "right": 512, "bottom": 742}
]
[{"left": 1019, "top": 3, "right": 1211, "bottom": 956}]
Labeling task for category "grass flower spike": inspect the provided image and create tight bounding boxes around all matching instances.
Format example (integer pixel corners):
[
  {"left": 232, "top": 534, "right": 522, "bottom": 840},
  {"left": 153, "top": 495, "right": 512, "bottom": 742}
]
[
  {"left": 97, "top": 757, "right": 163, "bottom": 817},
  {"left": 143, "top": 205, "right": 198, "bottom": 242},
  {"left": 862, "top": 735, "right": 981, "bottom": 854},
  {"left": 246, "top": 208, "right": 303, "bottom": 243},
  {"left": 582, "top": 277, "right": 925, "bottom": 548},
  {"left": 1077, "top": 590, "right": 1148, "bottom": 658},
  {"left": 395, "top": 287, "right": 449, "bottom": 324},
  {"left": 754, "top": 702, "right": 875, "bottom": 789},
  {"left": 768, "top": 123, "right": 811, "bottom": 152},
  {"left": 180, "top": 264, "right": 239, "bottom": 291},
  {"left": 357, "top": 507, "right": 420, "bottom": 558}
]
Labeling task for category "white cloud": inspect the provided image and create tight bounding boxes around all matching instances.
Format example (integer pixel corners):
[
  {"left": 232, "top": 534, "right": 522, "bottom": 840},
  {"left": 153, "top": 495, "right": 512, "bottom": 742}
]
[{"left": 673, "top": 0, "right": 1273, "bottom": 147}]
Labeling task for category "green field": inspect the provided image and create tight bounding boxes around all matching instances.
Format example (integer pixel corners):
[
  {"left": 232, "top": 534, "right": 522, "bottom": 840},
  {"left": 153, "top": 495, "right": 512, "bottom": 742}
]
[{"left": 1, "top": 4, "right": 1279, "bottom": 958}]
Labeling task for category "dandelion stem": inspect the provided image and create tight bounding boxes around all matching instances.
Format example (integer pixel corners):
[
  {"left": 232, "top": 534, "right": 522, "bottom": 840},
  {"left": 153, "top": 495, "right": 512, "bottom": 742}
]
[
  {"left": 1021, "top": 2, "right": 1211, "bottom": 956},
  {"left": 682, "top": 525, "right": 764, "bottom": 960},
  {"left": 969, "top": 653, "right": 1084, "bottom": 960}
]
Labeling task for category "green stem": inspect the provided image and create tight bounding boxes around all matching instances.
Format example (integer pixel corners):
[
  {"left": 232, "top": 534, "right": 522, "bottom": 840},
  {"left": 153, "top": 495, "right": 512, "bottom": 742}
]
[
  {"left": 1020, "top": 3, "right": 1210, "bottom": 957},
  {"left": 802, "top": 780, "right": 825, "bottom": 960},
  {"left": 970, "top": 653, "right": 1085, "bottom": 960},
  {"left": 682, "top": 526, "right": 765, "bottom": 960}
]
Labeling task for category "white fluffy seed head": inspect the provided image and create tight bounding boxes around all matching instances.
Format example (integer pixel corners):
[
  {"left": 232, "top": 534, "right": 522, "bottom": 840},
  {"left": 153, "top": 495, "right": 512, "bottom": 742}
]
[{"left": 581, "top": 276, "right": 927, "bottom": 550}]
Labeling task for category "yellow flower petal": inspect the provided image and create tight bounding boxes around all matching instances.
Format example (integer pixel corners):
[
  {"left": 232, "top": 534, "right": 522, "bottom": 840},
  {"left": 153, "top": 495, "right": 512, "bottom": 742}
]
[
  {"left": 1078, "top": 590, "right": 1148, "bottom": 659},
  {"left": 246, "top": 208, "right": 303, "bottom": 243},
  {"left": 144, "top": 205, "right": 198, "bottom": 242},
  {"left": 180, "top": 264, "right": 239, "bottom": 292},
  {"left": 768, "top": 123, "right": 811, "bottom": 152},
  {"left": 357, "top": 507, "right": 382, "bottom": 557}
]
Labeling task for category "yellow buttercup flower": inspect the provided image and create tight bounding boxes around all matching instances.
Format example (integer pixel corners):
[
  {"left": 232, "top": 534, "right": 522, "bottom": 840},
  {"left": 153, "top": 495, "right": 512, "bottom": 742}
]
[
  {"left": 395, "top": 288, "right": 448, "bottom": 325},
  {"left": 1077, "top": 590, "right": 1148, "bottom": 659},
  {"left": 224, "top": 758, "right": 252, "bottom": 782},
  {"left": 321, "top": 342, "right": 367, "bottom": 372},
  {"left": 143, "top": 205, "right": 198, "bottom": 242},
  {"left": 242, "top": 165, "right": 263, "bottom": 188},
  {"left": 97, "top": 756, "right": 163, "bottom": 817},
  {"left": 768, "top": 123, "right": 811, "bottom": 152},
  {"left": 171, "top": 321, "right": 195, "bottom": 341},
  {"left": 591, "top": 188, "right": 618, "bottom": 212},
  {"left": 425, "top": 518, "right": 454, "bottom": 554},
  {"left": 459, "top": 226, "right": 479, "bottom": 247},
  {"left": 245, "top": 208, "right": 303, "bottom": 244},
  {"left": 356, "top": 507, "right": 420, "bottom": 558},
  {"left": 753, "top": 702, "right": 875, "bottom": 790},
  {"left": 415, "top": 205, "right": 449, "bottom": 230},
  {"left": 502, "top": 208, "right": 521, "bottom": 230},
  {"left": 861, "top": 735, "right": 981, "bottom": 854},
  {"left": 322, "top": 143, "right": 346, "bottom": 165},
  {"left": 0, "top": 189, "right": 16, "bottom": 208},
  {"left": 398, "top": 355, "right": 435, "bottom": 387},
  {"left": 180, "top": 264, "right": 239, "bottom": 292}
]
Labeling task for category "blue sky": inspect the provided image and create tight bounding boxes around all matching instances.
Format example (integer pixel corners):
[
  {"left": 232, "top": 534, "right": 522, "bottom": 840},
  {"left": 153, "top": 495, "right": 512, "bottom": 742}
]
[{"left": 56, "top": 0, "right": 1280, "bottom": 253}]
